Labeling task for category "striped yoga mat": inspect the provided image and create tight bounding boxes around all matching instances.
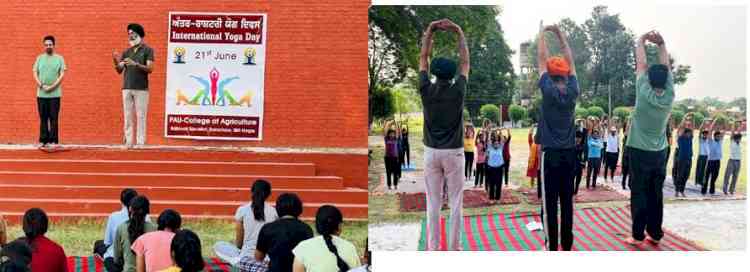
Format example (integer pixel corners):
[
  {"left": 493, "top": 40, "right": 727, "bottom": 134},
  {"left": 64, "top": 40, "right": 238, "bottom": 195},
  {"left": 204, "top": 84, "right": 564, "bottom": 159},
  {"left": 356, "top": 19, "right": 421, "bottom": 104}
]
[
  {"left": 399, "top": 189, "right": 520, "bottom": 212},
  {"left": 418, "top": 207, "right": 705, "bottom": 251},
  {"left": 67, "top": 256, "right": 238, "bottom": 272}
]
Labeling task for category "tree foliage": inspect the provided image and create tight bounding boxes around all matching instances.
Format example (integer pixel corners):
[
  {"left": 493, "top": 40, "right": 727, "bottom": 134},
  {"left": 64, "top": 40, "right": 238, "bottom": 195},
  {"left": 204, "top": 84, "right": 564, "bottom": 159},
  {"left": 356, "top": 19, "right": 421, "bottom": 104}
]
[
  {"left": 508, "top": 105, "right": 527, "bottom": 126},
  {"left": 588, "top": 106, "right": 605, "bottom": 118},
  {"left": 369, "top": 6, "right": 515, "bottom": 124},
  {"left": 480, "top": 104, "right": 500, "bottom": 124}
]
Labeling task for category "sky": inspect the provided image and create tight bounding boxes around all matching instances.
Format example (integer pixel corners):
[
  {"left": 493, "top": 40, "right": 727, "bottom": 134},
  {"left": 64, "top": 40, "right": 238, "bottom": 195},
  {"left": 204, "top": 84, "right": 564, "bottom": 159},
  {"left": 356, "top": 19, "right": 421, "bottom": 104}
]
[{"left": 498, "top": 0, "right": 746, "bottom": 101}]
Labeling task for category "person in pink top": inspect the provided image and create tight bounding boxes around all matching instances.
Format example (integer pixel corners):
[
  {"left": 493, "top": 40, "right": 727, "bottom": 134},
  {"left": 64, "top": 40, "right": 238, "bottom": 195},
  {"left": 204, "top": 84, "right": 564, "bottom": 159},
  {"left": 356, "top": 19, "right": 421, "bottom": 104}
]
[
  {"left": 474, "top": 130, "right": 487, "bottom": 189},
  {"left": 132, "top": 209, "right": 182, "bottom": 272}
]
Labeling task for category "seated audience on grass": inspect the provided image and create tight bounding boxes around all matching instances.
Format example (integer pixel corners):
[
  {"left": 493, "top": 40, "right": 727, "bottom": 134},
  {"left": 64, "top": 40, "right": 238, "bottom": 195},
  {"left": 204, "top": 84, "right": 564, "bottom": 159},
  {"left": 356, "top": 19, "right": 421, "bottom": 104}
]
[
  {"left": 239, "top": 193, "right": 313, "bottom": 272},
  {"left": 215, "top": 180, "right": 278, "bottom": 265},
  {"left": 159, "top": 229, "right": 205, "bottom": 272},
  {"left": 0, "top": 239, "right": 33, "bottom": 272},
  {"left": 108, "top": 196, "right": 156, "bottom": 272},
  {"left": 0, "top": 214, "right": 7, "bottom": 247},
  {"left": 94, "top": 189, "right": 151, "bottom": 260},
  {"left": 132, "top": 209, "right": 182, "bottom": 272},
  {"left": 292, "top": 205, "right": 360, "bottom": 272},
  {"left": 24, "top": 208, "right": 68, "bottom": 272}
]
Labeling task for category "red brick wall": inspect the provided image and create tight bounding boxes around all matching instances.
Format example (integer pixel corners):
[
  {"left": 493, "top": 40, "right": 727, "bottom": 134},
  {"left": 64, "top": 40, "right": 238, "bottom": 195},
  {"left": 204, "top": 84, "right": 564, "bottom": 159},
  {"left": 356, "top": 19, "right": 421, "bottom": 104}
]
[{"left": 0, "top": 0, "right": 367, "bottom": 149}]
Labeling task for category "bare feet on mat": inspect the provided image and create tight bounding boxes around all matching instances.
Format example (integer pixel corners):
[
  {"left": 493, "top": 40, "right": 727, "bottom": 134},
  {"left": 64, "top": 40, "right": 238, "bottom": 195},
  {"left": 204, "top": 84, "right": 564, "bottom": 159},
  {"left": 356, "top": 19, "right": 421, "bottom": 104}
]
[
  {"left": 645, "top": 235, "right": 660, "bottom": 245},
  {"left": 624, "top": 237, "right": 642, "bottom": 245}
]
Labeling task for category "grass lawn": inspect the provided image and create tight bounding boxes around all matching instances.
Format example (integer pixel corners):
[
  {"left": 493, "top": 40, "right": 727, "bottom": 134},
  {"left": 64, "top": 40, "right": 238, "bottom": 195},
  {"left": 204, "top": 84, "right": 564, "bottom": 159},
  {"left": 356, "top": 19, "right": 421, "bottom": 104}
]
[
  {"left": 4, "top": 218, "right": 368, "bottom": 258},
  {"left": 369, "top": 116, "right": 746, "bottom": 225}
]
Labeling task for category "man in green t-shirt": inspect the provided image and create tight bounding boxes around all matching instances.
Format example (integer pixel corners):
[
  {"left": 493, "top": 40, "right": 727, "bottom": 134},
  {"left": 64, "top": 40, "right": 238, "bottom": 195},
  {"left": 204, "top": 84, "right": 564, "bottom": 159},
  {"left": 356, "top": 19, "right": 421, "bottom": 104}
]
[
  {"left": 624, "top": 30, "right": 675, "bottom": 246},
  {"left": 33, "top": 35, "right": 66, "bottom": 147}
]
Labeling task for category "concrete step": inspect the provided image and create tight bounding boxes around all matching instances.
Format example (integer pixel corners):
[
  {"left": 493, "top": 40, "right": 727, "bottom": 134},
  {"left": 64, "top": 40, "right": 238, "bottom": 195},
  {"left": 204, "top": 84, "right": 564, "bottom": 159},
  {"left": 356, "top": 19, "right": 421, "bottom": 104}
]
[
  {"left": 0, "top": 147, "right": 368, "bottom": 189},
  {"left": 0, "top": 171, "right": 344, "bottom": 189},
  {"left": 0, "top": 159, "right": 316, "bottom": 176},
  {"left": 0, "top": 198, "right": 367, "bottom": 219},
  {"left": 0, "top": 184, "right": 367, "bottom": 204}
]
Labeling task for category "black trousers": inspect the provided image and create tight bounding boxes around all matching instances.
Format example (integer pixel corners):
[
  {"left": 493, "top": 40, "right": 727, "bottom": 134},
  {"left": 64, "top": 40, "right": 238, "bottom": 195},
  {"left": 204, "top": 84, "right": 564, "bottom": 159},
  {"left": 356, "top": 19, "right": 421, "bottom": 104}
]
[
  {"left": 93, "top": 240, "right": 106, "bottom": 257},
  {"left": 603, "top": 152, "right": 619, "bottom": 180},
  {"left": 537, "top": 169, "right": 542, "bottom": 198},
  {"left": 104, "top": 257, "right": 123, "bottom": 272},
  {"left": 586, "top": 158, "right": 602, "bottom": 188},
  {"left": 399, "top": 144, "right": 410, "bottom": 167},
  {"left": 502, "top": 158, "right": 510, "bottom": 185},
  {"left": 702, "top": 160, "right": 721, "bottom": 195},
  {"left": 384, "top": 156, "right": 400, "bottom": 188},
  {"left": 37, "top": 97, "right": 61, "bottom": 144},
  {"left": 675, "top": 158, "right": 692, "bottom": 193},
  {"left": 487, "top": 165, "right": 503, "bottom": 200},
  {"left": 465, "top": 152, "right": 474, "bottom": 179},
  {"left": 695, "top": 155, "right": 708, "bottom": 186},
  {"left": 671, "top": 148, "right": 680, "bottom": 180},
  {"left": 475, "top": 162, "right": 486, "bottom": 186},
  {"left": 540, "top": 148, "right": 575, "bottom": 251},
  {"left": 573, "top": 163, "right": 584, "bottom": 194},
  {"left": 621, "top": 150, "right": 631, "bottom": 190},
  {"left": 628, "top": 146, "right": 666, "bottom": 241}
]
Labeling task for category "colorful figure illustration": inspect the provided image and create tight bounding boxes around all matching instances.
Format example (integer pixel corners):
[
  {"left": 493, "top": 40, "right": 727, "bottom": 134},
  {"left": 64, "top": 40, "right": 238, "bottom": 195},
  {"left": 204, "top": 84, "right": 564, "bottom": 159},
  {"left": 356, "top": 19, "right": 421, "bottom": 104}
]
[{"left": 180, "top": 67, "right": 251, "bottom": 107}]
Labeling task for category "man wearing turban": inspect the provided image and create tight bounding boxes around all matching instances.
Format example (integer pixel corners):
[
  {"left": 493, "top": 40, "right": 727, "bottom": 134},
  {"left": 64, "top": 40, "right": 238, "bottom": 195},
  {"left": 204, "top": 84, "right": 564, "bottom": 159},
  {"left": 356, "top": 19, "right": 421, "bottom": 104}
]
[
  {"left": 536, "top": 23, "right": 579, "bottom": 251},
  {"left": 112, "top": 23, "right": 154, "bottom": 147},
  {"left": 419, "top": 18, "right": 470, "bottom": 251}
]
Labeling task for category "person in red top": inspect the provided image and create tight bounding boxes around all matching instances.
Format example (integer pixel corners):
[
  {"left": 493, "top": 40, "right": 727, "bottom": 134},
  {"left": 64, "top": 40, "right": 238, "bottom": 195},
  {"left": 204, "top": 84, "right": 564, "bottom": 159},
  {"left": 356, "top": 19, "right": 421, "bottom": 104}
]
[
  {"left": 501, "top": 127, "right": 512, "bottom": 186},
  {"left": 23, "top": 208, "right": 68, "bottom": 272}
]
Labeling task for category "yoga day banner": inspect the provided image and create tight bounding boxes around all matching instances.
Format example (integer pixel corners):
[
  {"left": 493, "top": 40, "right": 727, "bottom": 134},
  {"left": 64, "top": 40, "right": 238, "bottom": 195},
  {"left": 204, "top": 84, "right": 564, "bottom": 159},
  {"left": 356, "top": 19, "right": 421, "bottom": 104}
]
[{"left": 165, "top": 12, "right": 266, "bottom": 140}]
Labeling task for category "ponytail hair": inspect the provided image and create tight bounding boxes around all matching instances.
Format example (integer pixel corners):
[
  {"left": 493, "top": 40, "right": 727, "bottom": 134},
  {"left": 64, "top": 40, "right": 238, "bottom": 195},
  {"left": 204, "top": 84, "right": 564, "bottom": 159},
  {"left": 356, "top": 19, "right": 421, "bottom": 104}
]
[
  {"left": 170, "top": 229, "right": 205, "bottom": 272},
  {"left": 128, "top": 196, "right": 150, "bottom": 244},
  {"left": 315, "top": 205, "right": 349, "bottom": 272},
  {"left": 250, "top": 179, "right": 272, "bottom": 221},
  {"left": 22, "top": 208, "right": 48, "bottom": 249}
]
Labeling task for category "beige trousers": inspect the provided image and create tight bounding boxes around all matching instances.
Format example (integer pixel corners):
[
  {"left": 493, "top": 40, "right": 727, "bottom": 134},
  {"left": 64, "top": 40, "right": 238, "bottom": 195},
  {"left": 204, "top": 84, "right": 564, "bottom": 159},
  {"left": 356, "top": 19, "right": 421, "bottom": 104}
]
[
  {"left": 424, "top": 146, "right": 465, "bottom": 251},
  {"left": 122, "top": 89, "right": 149, "bottom": 145}
]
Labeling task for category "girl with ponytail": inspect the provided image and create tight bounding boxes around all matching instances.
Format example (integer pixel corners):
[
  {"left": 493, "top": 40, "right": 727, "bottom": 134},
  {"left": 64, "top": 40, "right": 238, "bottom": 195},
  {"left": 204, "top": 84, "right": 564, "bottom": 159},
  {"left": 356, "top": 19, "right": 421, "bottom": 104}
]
[
  {"left": 292, "top": 205, "right": 360, "bottom": 272},
  {"left": 214, "top": 179, "right": 278, "bottom": 266},
  {"left": 111, "top": 195, "right": 156, "bottom": 272}
]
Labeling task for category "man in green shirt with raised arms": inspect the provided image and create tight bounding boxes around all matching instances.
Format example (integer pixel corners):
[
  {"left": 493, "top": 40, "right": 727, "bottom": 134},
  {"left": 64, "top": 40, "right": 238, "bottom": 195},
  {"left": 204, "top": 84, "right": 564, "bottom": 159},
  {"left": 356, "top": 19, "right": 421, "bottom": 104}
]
[
  {"left": 33, "top": 35, "right": 66, "bottom": 147},
  {"left": 625, "top": 30, "right": 675, "bottom": 245}
]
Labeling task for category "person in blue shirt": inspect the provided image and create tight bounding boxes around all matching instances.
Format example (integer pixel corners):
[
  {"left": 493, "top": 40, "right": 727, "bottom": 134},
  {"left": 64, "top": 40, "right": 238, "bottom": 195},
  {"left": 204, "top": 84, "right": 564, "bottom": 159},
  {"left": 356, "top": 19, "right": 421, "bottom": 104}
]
[
  {"left": 93, "top": 188, "right": 151, "bottom": 262},
  {"left": 586, "top": 129, "right": 604, "bottom": 189},
  {"left": 674, "top": 114, "right": 695, "bottom": 197},
  {"left": 702, "top": 121, "right": 724, "bottom": 195},
  {"left": 695, "top": 121, "right": 712, "bottom": 187},
  {"left": 485, "top": 129, "right": 508, "bottom": 204}
]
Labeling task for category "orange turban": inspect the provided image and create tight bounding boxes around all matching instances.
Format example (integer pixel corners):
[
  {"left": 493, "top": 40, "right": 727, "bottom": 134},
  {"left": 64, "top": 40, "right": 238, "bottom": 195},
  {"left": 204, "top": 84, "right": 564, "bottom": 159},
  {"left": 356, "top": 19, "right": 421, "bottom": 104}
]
[{"left": 547, "top": 56, "right": 570, "bottom": 77}]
